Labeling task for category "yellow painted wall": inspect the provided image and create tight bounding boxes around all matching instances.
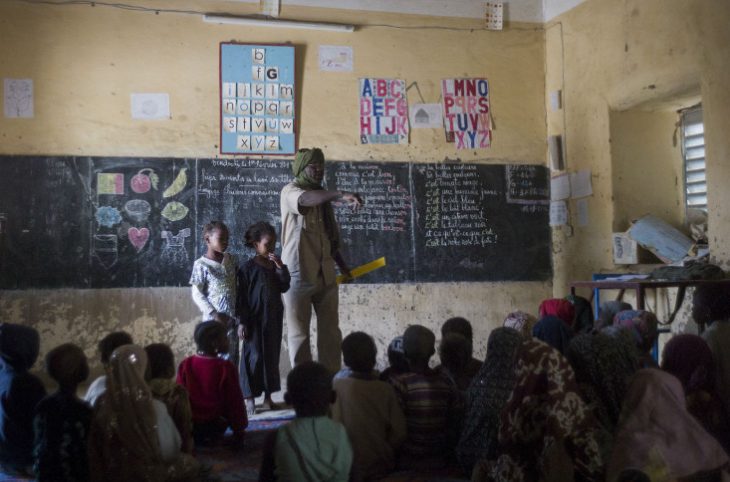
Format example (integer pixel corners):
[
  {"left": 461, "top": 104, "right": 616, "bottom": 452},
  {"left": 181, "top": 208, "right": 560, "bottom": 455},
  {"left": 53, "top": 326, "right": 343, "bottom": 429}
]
[
  {"left": 546, "top": 0, "right": 730, "bottom": 302},
  {"left": 609, "top": 109, "right": 684, "bottom": 232},
  {"left": 0, "top": 1, "right": 550, "bottom": 377}
]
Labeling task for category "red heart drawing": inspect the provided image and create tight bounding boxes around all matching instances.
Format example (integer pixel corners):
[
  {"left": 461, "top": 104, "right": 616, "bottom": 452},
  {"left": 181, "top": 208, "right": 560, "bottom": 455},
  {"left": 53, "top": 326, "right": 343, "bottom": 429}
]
[{"left": 128, "top": 227, "right": 150, "bottom": 252}]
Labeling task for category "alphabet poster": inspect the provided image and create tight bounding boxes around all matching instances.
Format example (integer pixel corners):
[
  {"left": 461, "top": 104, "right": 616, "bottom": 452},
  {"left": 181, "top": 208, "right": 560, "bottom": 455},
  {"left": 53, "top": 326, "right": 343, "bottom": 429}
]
[
  {"left": 359, "top": 78, "right": 409, "bottom": 145},
  {"left": 219, "top": 43, "right": 296, "bottom": 155},
  {"left": 441, "top": 78, "right": 491, "bottom": 150}
]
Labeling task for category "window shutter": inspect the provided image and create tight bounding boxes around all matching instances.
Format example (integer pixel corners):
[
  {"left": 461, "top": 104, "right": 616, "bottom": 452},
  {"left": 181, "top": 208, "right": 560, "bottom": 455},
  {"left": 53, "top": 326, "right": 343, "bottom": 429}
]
[{"left": 681, "top": 107, "right": 706, "bottom": 211}]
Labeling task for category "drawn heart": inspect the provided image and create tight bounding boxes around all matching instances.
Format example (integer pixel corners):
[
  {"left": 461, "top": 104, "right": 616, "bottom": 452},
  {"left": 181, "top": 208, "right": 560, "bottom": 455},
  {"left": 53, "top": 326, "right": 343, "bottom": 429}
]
[{"left": 128, "top": 227, "right": 150, "bottom": 252}]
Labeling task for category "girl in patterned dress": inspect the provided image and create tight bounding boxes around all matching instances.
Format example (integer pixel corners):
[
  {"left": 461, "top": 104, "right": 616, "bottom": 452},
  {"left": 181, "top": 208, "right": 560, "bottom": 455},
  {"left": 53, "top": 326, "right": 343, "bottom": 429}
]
[{"left": 189, "top": 221, "right": 239, "bottom": 364}]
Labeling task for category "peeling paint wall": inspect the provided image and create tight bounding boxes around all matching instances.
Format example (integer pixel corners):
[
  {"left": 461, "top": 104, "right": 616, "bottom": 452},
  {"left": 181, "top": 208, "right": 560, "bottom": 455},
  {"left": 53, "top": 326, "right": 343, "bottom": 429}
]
[
  {"left": 546, "top": 0, "right": 730, "bottom": 310},
  {"left": 0, "top": 1, "right": 551, "bottom": 378}
]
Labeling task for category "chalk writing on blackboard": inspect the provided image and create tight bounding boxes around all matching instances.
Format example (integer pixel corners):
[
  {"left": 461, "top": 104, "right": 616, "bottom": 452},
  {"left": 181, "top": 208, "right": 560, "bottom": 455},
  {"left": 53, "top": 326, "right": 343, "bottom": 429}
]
[
  {"left": 505, "top": 165, "right": 550, "bottom": 205},
  {"left": 333, "top": 164, "right": 411, "bottom": 233},
  {"left": 420, "top": 164, "right": 501, "bottom": 248}
]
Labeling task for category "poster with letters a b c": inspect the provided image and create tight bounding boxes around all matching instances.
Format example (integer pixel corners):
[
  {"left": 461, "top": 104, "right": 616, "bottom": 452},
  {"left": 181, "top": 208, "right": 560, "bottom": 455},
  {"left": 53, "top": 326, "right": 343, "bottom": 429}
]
[{"left": 219, "top": 43, "right": 296, "bottom": 155}]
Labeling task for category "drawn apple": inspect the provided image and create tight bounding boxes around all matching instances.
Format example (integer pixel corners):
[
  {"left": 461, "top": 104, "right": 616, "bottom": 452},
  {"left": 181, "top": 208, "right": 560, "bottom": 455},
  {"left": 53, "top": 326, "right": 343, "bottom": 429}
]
[{"left": 130, "top": 169, "right": 159, "bottom": 194}]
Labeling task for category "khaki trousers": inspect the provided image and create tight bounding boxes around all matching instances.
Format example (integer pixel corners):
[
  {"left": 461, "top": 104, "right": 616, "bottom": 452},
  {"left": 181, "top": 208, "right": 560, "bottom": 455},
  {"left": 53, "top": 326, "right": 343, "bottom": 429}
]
[{"left": 283, "top": 272, "right": 342, "bottom": 373}]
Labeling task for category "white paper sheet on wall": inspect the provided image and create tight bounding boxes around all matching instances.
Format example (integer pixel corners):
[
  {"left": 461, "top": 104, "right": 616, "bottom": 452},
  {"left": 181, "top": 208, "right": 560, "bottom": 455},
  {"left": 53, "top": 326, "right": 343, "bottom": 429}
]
[
  {"left": 4, "top": 78, "right": 33, "bottom": 118},
  {"left": 570, "top": 169, "right": 593, "bottom": 198},
  {"left": 261, "top": 0, "right": 280, "bottom": 17},
  {"left": 318, "top": 45, "right": 354, "bottom": 72},
  {"left": 549, "top": 201, "right": 568, "bottom": 226},
  {"left": 550, "top": 173, "right": 570, "bottom": 200},
  {"left": 131, "top": 93, "right": 170, "bottom": 120},
  {"left": 409, "top": 104, "right": 443, "bottom": 129}
]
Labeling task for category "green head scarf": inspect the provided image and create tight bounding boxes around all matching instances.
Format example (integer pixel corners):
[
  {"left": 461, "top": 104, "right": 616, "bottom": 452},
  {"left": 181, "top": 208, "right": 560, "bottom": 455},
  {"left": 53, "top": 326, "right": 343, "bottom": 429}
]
[{"left": 293, "top": 148, "right": 325, "bottom": 190}]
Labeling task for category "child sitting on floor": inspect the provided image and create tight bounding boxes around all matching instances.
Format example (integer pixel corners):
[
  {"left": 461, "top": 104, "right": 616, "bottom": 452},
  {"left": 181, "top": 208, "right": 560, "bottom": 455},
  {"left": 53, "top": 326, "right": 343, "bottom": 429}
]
[
  {"left": 259, "top": 361, "right": 352, "bottom": 482},
  {"left": 84, "top": 331, "right": 133, "bottom": 407},
  {"left": 34, "top": 343, "right": 92, "bottom": 482},
  {"left": 332, "top": 332, "right": 406, "bottom": 481},
  {"left": 438, "top": 317, "right": 482, "bottom": 381},
  {"left": 379, "top": 335, "right": 408, "bottom": 382},
  {"left": 145, "top": 343, "right": 194, "bottom": 454},
  {"left": 0, "top": 323, "right": 47, "bottom": 476},
  {"left": 437, "top": 332, "right": 475, "bottom": 391},
  {"left": 387, "top": 325, "right": 462, "bottom": 470},
  {"left": 177, "top": 321, "right": 247, "bottom": 446}
]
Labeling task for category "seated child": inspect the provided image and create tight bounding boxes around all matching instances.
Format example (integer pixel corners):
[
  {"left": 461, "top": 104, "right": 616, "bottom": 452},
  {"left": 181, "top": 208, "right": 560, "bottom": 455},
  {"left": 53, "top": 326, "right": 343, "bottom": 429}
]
[
  {"left": 259, "top": 361, "right": 352, "bottom": 482},
  {"left": 0, "top": 323, "right": 47, "bottom": 476},
  {"left": 89, "top": 345, "right": 200, "bottom": 482},
  {"left": 177, "top": 321, "right": 247, "bottom": 446},
  {"left": 145, "top": 343, "right": 194, "bottom": 454},
  {"left": 379, "top": 336, "right": 408, "bottom": 382},
  {"left": 332, "top": 332, "right": 406, "bottom": 481},
  {"left": 34, "top": 343, "right": 92, "bottom": 482},
  {"left": 84, "top": 331, "right": 133, "bottom": 407},
  {"left": 439, "top": 317, "right": 482, "bottom": 379},
  {"left": 387, "top": 325, "right": 462, "bottom": 470},
  {"left": 437, "top": 333, "right": 475, "bottom": 391}
]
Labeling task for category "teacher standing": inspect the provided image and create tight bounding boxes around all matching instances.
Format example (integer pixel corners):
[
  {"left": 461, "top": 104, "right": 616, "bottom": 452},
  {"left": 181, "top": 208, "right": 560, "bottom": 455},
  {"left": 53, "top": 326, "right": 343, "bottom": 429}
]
[{"left": 280, "top": 148, "right": 363, "bottom": 372}]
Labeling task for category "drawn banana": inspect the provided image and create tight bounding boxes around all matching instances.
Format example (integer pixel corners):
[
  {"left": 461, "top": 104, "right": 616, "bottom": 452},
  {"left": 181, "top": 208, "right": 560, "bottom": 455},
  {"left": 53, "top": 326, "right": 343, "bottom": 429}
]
[{"left": 162, "top": 168, "right": 188, "bottom": 198}]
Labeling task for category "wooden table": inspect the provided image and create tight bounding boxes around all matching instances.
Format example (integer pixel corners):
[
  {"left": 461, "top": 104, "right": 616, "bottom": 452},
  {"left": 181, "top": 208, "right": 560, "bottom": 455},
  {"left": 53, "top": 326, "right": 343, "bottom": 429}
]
[{"left": 569, "top": 278, "right": 730, "bottom": 310}]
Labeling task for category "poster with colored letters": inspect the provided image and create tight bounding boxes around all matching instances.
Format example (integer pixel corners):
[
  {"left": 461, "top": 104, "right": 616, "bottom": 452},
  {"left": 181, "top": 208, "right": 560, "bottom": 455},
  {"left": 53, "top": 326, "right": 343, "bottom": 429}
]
[
  {"left": 441, "top": 78, "right": 491, "bottom": 150},
  {"left": 220, "top": 43, "right": 296, "bottom": 155},
  {"left": 359, "top": 78, "right": 409, "bottom": 145}
]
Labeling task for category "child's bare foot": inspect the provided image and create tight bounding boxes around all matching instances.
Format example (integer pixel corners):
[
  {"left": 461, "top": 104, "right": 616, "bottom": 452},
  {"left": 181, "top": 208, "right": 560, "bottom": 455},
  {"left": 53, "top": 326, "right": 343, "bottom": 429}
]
[{"left": 245, "top": 398, "right": 256, "bottom": 416}]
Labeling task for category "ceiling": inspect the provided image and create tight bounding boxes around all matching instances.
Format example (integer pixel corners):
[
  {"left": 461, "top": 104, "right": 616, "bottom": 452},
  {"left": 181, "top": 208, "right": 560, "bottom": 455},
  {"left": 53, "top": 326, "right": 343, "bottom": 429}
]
[{"left": 229, "top": 0, "right": 588, "bottom": 23}]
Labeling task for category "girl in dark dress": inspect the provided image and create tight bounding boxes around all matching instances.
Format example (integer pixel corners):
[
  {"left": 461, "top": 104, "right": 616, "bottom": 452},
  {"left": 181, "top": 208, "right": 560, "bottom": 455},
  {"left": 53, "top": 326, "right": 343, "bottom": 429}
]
[{"left": 237, "top": 221, "right": 291, "bottom": 416}]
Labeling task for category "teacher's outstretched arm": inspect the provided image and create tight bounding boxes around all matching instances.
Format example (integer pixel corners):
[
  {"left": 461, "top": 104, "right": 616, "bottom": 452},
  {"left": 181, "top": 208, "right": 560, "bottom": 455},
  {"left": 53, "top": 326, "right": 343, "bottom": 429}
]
[{"left": 299, "top": 189, "right": 363, "bottom": 209}]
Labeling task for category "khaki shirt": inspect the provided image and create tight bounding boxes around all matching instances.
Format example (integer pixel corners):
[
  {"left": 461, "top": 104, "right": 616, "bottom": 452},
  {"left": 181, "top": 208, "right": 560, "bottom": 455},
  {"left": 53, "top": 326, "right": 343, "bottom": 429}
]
[{"left": 280, "top": 182, "right": 339, "bottom": 285}]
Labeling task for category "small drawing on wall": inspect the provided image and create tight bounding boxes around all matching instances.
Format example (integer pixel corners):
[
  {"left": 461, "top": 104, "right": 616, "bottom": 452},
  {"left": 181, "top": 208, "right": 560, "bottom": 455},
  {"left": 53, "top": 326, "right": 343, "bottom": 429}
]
[
  {"left": 128, "top": 227, "right": 150, "bottom": 252},
  {"left": 130, "top": 168, "right": 159, "bottom": 194},
  {"left": 130, "top": 93, "right": 170, "bottom": 120},
  {"left": 161, "top": 201, "right": 189, "bottom": 222},
  {"left": 95, "top": 206, "right": 123, "bottom": 228},
  {"left": 161, "top": 228, "right": 191, "bottom": 266},
  {"left": 93, "top": 234, "right": 119, "bottom": 268},
  {"left": 4, "top": 78, "right": 33, "bottom": 118},
  {"left": 97, "top": 173, "right": 125, "bottom": 195},
  {"left": 124, "top": 199, "right": 152, "bottom": 223}
]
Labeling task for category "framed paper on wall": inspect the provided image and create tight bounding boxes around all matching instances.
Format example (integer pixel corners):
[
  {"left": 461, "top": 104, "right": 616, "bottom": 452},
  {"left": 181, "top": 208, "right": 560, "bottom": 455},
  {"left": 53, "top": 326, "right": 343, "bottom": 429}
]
[{"left": 219, "top": 42, "right": 296, "bottom": 155}]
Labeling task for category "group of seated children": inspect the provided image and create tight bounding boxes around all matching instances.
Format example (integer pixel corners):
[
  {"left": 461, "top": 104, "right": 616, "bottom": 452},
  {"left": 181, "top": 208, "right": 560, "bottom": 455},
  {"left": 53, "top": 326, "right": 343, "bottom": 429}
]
[
  {"left": 2, "top": 281, "right": 730, "bottom": 481},
  {"left": 0, "top": 320, "right": 246, "bottom": 481},
  {"left": 262, "top": 283, "right": 730, "bottom": 482}
]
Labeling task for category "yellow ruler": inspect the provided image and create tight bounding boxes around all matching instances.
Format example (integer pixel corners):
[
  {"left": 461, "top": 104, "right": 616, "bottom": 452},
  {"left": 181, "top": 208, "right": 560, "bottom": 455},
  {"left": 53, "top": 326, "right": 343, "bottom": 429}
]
[{"left": 337, "top": 257, "right": 386, "bottom": 284}]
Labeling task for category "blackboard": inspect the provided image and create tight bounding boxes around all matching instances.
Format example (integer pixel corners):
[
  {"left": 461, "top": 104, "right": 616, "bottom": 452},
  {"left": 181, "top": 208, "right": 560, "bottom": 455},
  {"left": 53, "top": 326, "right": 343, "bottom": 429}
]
[
  {"left": 0, "top": 156, "right": 551, "bottom": 289},
  {"left": 327, "top": 162, "right": 414, "bottom": 283},
  {"left": 0, "top": 157, "right": 91, "bottom": 289},
  {"left": 412, "top": 163, "right": 551, "bottom": 282},
  {"left": 87, "top": 157, "right": 196, "bottom": 288}
]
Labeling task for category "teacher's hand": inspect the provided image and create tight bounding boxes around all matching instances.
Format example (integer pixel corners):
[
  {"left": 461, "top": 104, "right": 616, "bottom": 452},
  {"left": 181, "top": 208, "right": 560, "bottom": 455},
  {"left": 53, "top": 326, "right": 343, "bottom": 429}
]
[{"left": 341, "top": 192, "right": 363, "bottom": 211}]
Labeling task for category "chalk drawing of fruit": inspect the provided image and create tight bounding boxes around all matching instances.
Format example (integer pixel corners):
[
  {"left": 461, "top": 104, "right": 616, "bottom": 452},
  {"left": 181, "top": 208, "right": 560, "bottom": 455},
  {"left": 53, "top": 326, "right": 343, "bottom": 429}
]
[
  {"left": 130, "top": 168, "right": 159, "bottom": 194},
  {"left": 161, "top": 201, "right": 189, "bottom": 221},
  {"left": 124, "top": 199, "right": 152, "bottom": 223},
  {"left": 162, "top": 168, "right": 188, "bottom": 198}
]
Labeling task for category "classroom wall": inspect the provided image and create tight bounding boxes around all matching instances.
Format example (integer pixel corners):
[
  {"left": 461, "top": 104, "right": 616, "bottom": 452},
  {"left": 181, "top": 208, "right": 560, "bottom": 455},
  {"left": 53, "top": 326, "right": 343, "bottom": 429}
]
[
  {"left": 546, "top": 0, "right": 730, "bottom": 300},
  {"left": 0, "top": 1, "right": 550, "bottom": 377},
  {"left": 609, "top": 109, "right": 684, "bottom": 233}
]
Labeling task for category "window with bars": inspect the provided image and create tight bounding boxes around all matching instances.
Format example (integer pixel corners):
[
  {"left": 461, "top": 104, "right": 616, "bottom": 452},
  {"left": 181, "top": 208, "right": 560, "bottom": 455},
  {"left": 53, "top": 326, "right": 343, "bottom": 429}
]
[{"left": 681, "top": 106, "right": 706, "bottom": 211}]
